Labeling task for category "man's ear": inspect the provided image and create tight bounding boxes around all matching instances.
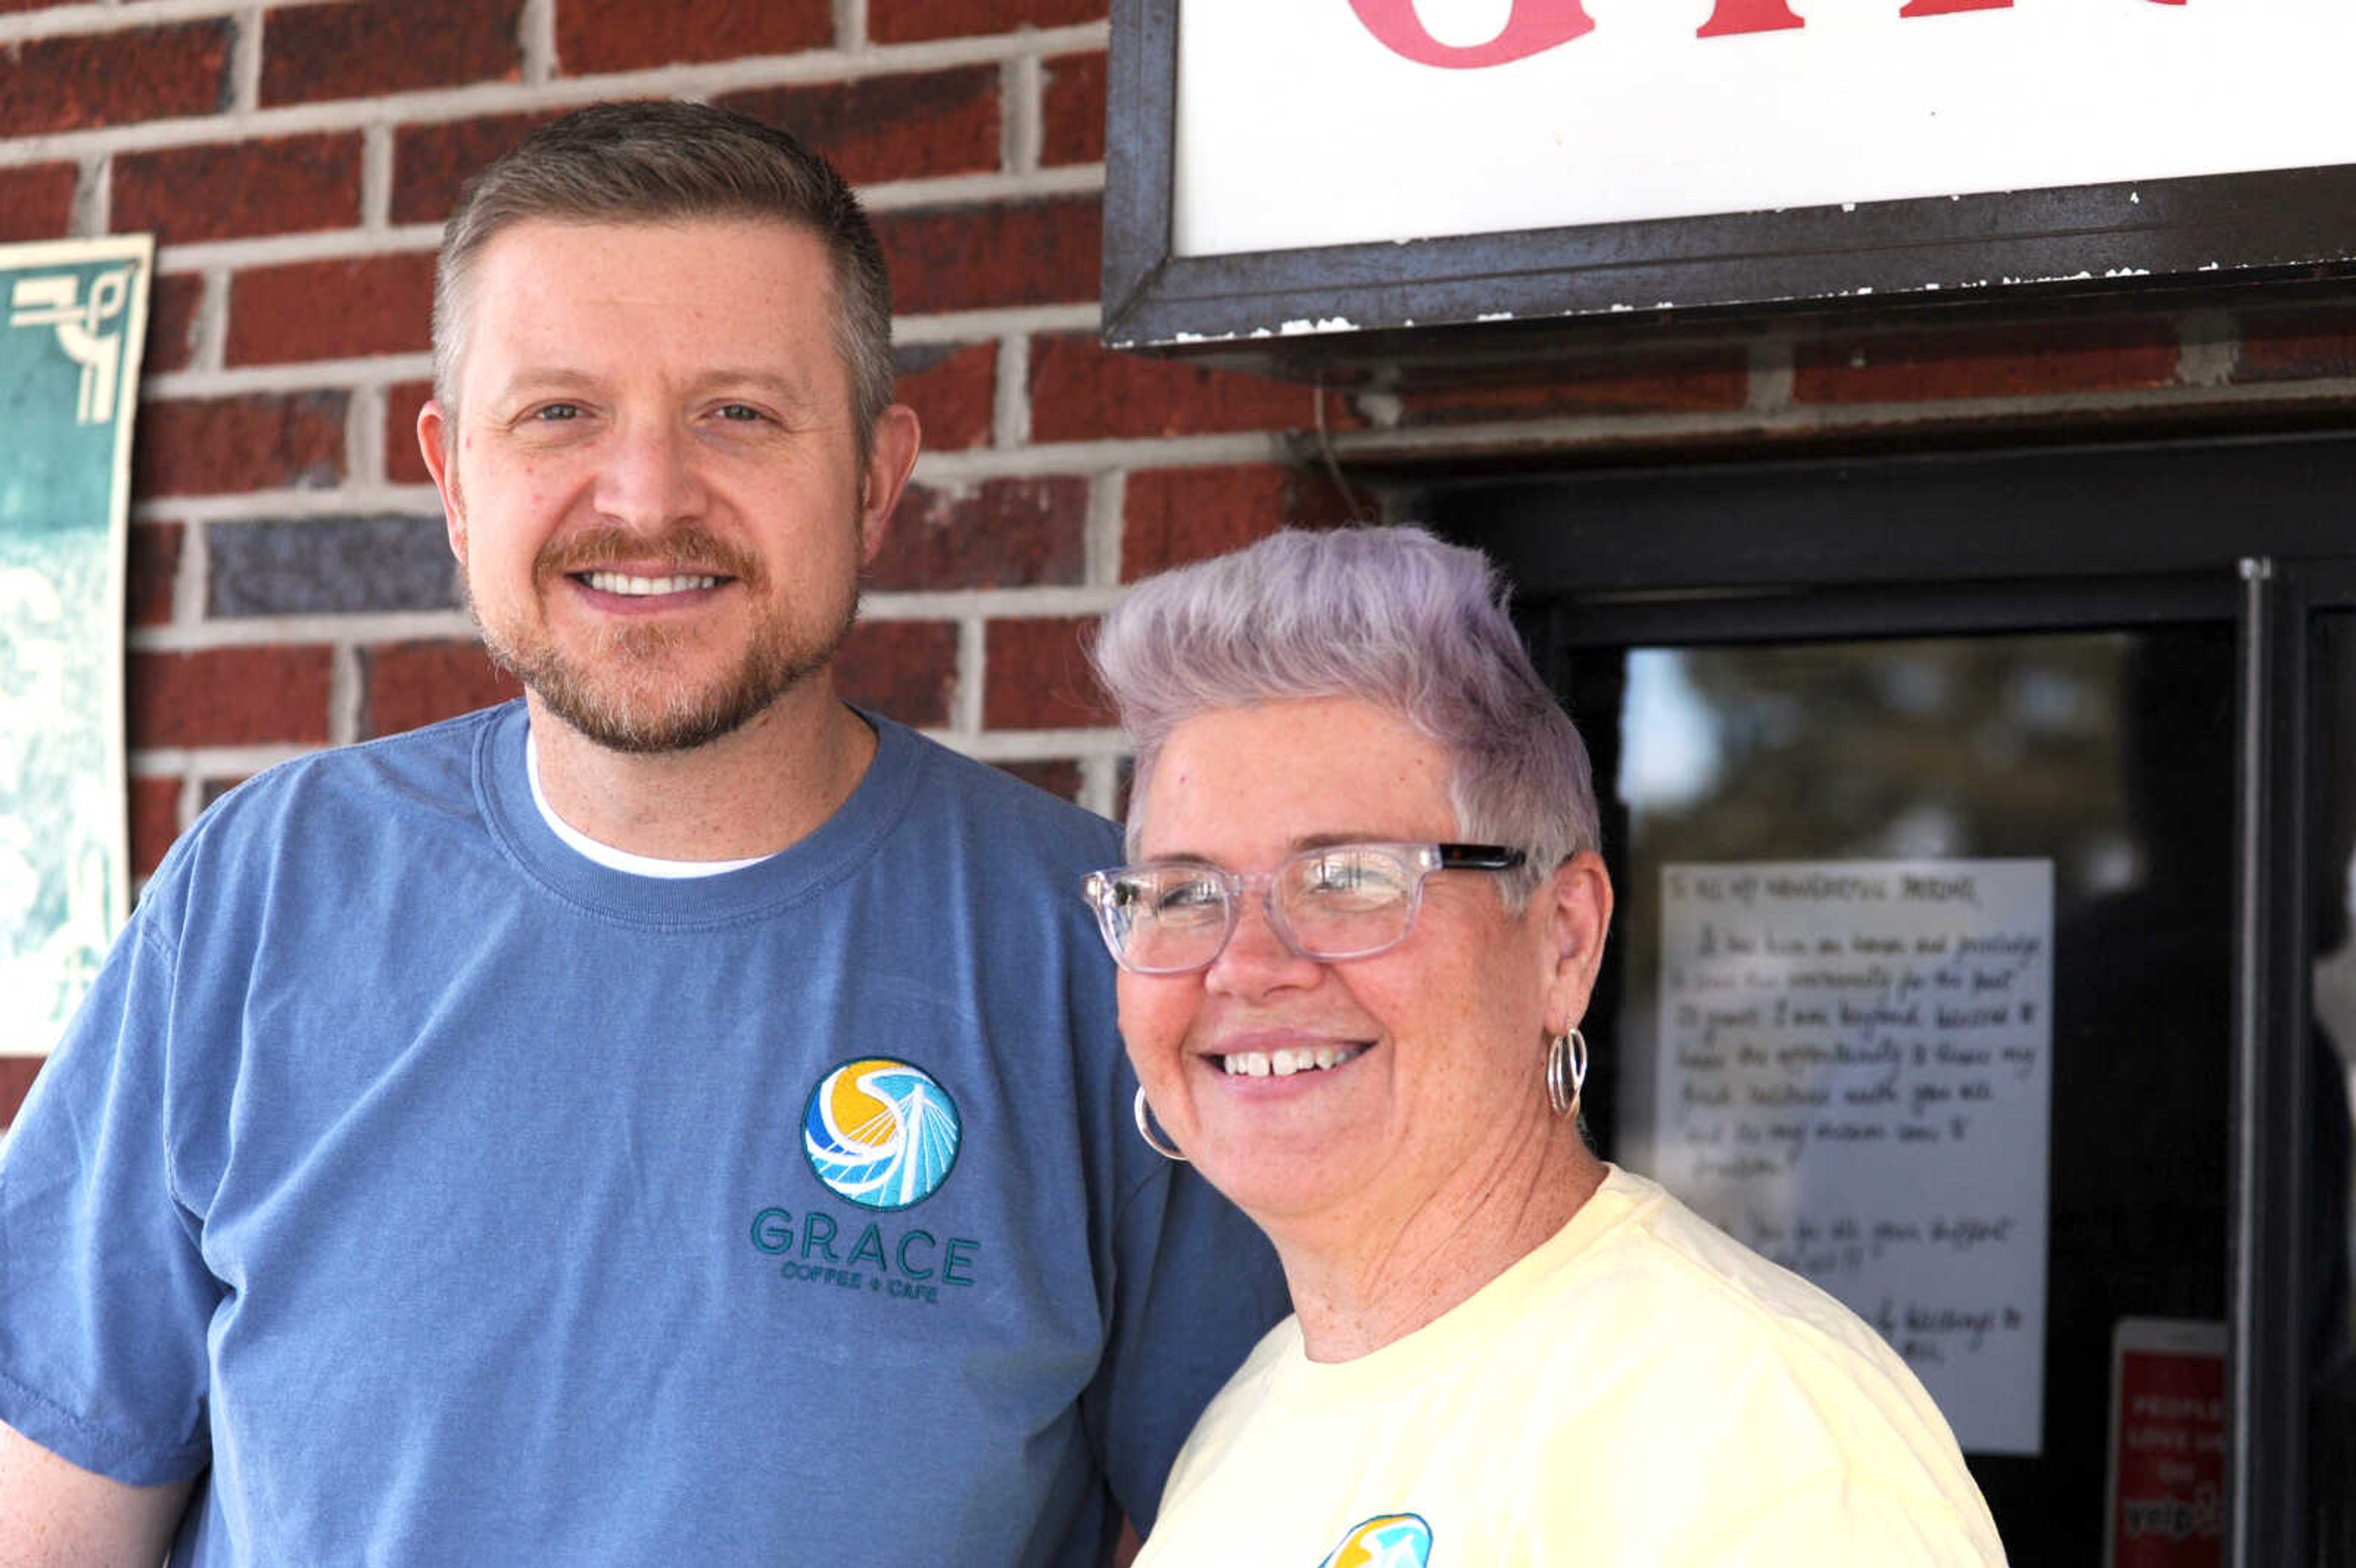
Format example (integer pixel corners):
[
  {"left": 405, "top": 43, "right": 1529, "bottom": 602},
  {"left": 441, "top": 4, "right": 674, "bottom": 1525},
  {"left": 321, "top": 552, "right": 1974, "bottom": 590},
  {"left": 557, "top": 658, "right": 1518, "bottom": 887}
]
[
  {"left": 857, "top": 403, "right": 922, "bottom": 565},
  {"left": 1539, "top": 850, "right": 1615, "bottom": 1032},
  {"left": 418, "top": 398, "right": 466, "bottom": 564}
]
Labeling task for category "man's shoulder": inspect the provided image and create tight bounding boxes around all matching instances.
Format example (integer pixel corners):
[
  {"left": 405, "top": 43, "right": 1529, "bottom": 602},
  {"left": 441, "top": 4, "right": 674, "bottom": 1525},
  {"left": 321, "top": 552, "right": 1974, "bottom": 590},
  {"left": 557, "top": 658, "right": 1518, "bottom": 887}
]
[
  {"left": 880, "top": 717, "right": 1122, "bottom": 866},
  {"left": 165, "top": 705, "right": 509, "bottom": 870}
]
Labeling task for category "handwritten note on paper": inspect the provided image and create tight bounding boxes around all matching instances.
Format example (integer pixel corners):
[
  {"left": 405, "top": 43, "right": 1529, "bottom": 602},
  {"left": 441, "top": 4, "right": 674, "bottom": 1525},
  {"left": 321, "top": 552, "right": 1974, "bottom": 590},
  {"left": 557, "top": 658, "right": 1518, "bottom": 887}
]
[{"left": 1654, "top": 859, "right": 2054, "bottom": 1456}]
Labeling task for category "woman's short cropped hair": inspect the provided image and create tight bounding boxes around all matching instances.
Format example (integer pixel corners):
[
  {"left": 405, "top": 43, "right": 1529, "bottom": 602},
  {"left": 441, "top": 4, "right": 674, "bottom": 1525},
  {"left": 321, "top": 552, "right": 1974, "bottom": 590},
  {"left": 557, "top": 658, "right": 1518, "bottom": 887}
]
[
  {"left": 432, "top": 99, "right": 895, "bottom": 457},
  {"left": 1089, "top": 526, "right": 1600, "bottom": 904}
]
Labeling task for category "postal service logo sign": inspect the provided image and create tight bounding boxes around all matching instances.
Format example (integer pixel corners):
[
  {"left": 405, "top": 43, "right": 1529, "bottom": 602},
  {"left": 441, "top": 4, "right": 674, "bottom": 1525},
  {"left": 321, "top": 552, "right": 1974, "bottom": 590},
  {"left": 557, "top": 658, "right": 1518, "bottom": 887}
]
[
  {"left": 1318, "top": 1513, "right": 1433, "bottom": 1568},
  {"left": 802, "top": 1056, "right": 961, "bottom": 1210}
]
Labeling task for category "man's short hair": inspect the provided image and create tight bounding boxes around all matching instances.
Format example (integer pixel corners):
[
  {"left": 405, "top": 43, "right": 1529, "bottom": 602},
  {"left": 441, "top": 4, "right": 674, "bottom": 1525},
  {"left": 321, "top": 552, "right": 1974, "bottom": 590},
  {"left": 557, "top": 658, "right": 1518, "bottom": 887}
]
[{"left": 432, "top": 99, "right": 895, "bottom": 451}]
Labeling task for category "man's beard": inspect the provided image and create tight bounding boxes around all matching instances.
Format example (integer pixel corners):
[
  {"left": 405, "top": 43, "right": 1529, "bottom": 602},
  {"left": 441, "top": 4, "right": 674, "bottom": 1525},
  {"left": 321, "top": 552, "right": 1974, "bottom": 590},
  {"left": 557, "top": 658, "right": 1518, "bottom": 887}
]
[{"left": 468, "top": 521, "right": 858, "bottom": 755}]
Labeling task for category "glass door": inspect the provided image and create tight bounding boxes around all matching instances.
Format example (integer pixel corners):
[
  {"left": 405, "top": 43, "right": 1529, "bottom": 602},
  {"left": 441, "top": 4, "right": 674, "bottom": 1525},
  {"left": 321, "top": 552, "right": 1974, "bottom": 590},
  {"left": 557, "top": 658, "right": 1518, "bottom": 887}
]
[
  {"left": 1431, "top": 433, "right": 2356, "bottom": 1564},
  {"left": 1566, "top": 625, "right": 2234, "bottom": 1566}
]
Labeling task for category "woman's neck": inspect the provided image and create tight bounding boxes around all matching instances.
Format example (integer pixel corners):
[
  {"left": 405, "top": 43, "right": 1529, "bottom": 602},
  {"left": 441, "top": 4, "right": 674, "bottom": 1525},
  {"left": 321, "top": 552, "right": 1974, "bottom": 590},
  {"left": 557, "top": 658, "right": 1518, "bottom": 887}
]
[{"left": 1274, "top": 1125, "right": 1609, "bottom": 1363}]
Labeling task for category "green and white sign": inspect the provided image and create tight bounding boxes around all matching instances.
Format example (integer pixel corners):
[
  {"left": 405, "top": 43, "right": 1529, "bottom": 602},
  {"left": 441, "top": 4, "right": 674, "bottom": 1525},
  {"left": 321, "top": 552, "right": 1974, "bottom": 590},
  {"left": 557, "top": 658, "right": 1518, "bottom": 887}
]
[{"left": 1, "top": 236, "right": 150, "bottom": 1056}]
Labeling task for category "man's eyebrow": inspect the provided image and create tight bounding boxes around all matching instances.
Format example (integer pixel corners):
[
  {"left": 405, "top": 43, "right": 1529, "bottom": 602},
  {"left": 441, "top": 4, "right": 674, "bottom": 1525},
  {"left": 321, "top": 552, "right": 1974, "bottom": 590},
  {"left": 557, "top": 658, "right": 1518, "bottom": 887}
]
[{"left": 685, "top": 369, "right": 816, "bottom": 402}]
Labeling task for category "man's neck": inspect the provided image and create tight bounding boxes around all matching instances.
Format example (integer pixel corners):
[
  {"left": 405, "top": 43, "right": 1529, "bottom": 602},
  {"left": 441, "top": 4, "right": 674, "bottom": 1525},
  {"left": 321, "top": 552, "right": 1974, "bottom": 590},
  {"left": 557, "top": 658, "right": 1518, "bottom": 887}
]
[{"left": 525, "top": 679, "right": 877, "bottom": 862}]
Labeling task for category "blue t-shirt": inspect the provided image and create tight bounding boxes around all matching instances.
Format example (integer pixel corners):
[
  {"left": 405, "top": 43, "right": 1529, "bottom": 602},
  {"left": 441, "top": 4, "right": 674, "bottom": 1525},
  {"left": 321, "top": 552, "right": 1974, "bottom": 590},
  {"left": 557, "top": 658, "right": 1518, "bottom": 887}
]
[{"left": 0, "top": 703, "right": 1286, "bottom": 1565}]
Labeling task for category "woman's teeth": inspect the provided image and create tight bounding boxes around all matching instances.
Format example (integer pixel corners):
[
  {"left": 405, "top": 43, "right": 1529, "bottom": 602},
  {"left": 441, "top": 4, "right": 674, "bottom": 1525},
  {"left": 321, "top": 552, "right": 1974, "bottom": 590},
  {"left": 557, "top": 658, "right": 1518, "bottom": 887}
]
[{"left": 1220, "top": 1044, "right": 1365, "bottom": 1077}]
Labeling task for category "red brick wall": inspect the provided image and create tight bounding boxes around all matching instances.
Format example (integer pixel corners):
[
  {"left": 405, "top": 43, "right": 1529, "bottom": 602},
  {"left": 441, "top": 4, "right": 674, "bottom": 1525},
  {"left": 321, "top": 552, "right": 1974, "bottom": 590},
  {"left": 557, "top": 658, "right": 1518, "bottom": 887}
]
[{"left": 3, "top": 2, "right": 2355, "bottom": 1111}]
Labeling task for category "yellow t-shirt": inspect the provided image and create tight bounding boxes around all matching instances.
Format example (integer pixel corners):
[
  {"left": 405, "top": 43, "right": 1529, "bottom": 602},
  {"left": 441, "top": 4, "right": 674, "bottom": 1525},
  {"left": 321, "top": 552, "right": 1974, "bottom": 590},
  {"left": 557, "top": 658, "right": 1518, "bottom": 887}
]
[{"left": 1136, "top": 1167, "right": 2006, "bottom": 1568}]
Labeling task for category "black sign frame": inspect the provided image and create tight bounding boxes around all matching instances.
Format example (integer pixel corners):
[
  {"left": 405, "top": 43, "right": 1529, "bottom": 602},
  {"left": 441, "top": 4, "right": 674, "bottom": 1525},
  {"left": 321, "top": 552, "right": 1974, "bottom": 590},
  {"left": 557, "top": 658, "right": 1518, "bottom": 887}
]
[{"left": 1103, "top": 0, "right": 2356, "bottom": 364}]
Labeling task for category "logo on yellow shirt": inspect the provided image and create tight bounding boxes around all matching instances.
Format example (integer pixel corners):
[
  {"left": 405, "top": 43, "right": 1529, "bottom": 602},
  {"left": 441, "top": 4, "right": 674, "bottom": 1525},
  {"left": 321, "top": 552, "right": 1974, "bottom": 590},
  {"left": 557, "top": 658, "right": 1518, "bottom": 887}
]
[{"left": 1319, "top": 1513, "right": 1433, "bottom": 1567}]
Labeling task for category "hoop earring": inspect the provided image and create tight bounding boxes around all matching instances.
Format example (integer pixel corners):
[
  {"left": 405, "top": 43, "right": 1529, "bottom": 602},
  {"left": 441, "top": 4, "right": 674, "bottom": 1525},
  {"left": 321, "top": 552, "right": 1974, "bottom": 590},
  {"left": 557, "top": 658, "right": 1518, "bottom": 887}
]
[
  {"left": 1546, "top": 1027, "right": 1588, "bottom": 1118},
  {"left": 1134, "top": 1086, "right": 1188, "bottom": 1162}
]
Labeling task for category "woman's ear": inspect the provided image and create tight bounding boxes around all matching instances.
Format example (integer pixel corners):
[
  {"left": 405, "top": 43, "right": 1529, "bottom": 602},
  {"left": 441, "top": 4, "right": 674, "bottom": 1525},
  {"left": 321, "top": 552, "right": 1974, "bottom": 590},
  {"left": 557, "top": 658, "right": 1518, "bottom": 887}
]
[{"left": 1539, "top": 850, "right": 1615, "bottom": 1029}]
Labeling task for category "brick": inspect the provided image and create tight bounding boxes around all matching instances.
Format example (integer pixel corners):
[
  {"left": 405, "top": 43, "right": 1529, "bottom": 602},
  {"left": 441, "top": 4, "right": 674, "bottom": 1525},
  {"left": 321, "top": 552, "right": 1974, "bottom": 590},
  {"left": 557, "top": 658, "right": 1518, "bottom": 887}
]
[
  {"left": 0, "top": 1057, "right": 42, "bottom": 1129},
  {"left": 130, "top": 647, "right": 336, "bottom": 750},
  {"left": 1387, "top": 352, "right": 1750, "bottom": 423},
  {"left": 718, "top": 66, "right": 999, "bottom": 186},
  {"left": 1030, "top": 333, "right": 1358, "bottom": 442},
  {"left": 390, "top": 110, "right": 564, "bottom": 226},
  {"left": 130, "top": 775, "right": 183, "bottom": 879},
  {"left": 112, "top": 133, "right": 361, "bottom": 245},
  {"left": 363, "top": 640, "right": 523, "bottom": 737},
  {"left": 870, "top": 0, "right": 1104, "bottom": 44},
  {"left": 871, "top": 475, "right": 1087, "bottom": 591},
  {"left": 226, "top": 253, "right": 435, "bottom": 366},
  {"left": 0, "top": 22, "right": 231, "bottom": 137},
  {"left": 142, "top": 274, "right": 204, "bottom": 376},
  {"left": 2232, "top": 309, "right": 2356, "bottom": 383},
  {"left": 1122, "top": 464, "right": 1353, "bottom": 580},
  {"left": 874, "top": 198, "right": 1099, "bottom": 316},
  {"left": 133, "top": 391, "right": 348, "bottom": 500},
  {"left": 385, "top": 381, "right": 435, "bottom": 484},
  {"left": 555, "top": 0, "right": 830, "bottom": 74},
  {"left": 261, "top": 0, "right": 523, "bottom": 107},
  {"left": 893, "top": 341, "right": 995, "bottom": 452},
  {"left": 0, "top": 162, "right": 78, "bottom": 243},
  {"left": 209, "top": 515, "right": 458, "bottom": 618},
  {"left": 837, "top": 618, "right": 957, "bottom": 728},
  {"left": 128, "top": 521, "right": 183, "bottom": 629},
  {"left": 1792, "top": 320, "right": 2179, "bottom": 404},
  {"left": 1040, "top": 52, "right": 1106, "bottom": 167},
  {"left": 994, "top": 758, "right": 1082, "bottom": 803},
  {"left": 984, "top": 617, "right": 1106, "bottom": 731}
]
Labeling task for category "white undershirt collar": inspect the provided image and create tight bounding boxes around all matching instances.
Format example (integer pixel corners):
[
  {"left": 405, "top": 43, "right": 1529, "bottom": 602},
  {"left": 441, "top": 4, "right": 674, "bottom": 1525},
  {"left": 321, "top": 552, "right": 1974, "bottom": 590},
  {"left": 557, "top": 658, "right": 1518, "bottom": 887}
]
[{"left": 525, "top": 720, "right": 774, "bottom": 880}]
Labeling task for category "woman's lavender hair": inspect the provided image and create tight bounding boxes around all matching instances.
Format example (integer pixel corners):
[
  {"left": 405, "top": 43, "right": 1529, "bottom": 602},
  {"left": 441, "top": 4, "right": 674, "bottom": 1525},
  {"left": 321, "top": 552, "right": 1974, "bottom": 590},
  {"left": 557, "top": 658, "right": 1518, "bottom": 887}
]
[{"left": 1088, "top": 526, "right": 1600, "bottom": 903}]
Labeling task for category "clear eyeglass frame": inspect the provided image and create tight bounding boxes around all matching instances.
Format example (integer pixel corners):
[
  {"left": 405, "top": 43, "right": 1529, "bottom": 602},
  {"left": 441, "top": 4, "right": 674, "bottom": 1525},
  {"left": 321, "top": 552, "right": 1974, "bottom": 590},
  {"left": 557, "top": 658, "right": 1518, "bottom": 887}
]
[{"left": 1081, "top": 841, "right": 1528, "bottom": 975}]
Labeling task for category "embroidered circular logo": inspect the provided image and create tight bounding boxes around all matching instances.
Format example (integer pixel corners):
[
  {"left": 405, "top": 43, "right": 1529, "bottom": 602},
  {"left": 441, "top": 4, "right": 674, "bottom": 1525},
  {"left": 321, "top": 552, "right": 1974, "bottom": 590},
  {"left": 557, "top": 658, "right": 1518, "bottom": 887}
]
[
  {"left": 802, "top": 1058, "right": 963, "bottom": 1211},
  {"left": 1318, "top": 1514, "right": 1433, "bottom": 1568}
]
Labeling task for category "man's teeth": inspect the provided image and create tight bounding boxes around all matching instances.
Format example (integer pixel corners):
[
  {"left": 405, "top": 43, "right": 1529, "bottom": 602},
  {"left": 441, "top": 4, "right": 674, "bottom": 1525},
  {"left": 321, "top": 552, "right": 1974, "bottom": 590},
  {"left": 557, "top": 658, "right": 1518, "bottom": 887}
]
[
  {"left": 1220, "top": 1045, "right": 1365, "bottom": 1077},
  {"left": 582, "top": 571, "right": 722, "bottom": 596}
]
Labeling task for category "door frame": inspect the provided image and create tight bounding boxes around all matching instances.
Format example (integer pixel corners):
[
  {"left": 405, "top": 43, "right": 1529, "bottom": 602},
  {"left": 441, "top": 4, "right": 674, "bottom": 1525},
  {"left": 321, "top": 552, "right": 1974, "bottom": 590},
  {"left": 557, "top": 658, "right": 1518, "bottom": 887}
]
[{"left": 1423, "top": 432, "right": 2356, "bottom": 1567}]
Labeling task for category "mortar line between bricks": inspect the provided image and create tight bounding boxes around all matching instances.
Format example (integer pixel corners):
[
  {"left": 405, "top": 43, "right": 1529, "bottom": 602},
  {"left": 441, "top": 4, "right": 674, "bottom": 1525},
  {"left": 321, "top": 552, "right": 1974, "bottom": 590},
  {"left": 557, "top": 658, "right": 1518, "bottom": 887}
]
[
  {"left": 952, "top": 617, "right": 985, "bottom": 735},
  {"left": 173, "top": 773, "right": 206, "bottom": 840},
  {"left": 72, "top": 153, "right": 109, "bottom": 239},
  {"left": 1077, "top": 755, "right": 1120, "bottom": 824},
  {"left": 230, "top": 6, "right": 264, "bottom": 115},
  {"left": 0, "top": 26, "right": 1112, "bottom": 159},
  {"left": 146, "top": 355, "right": 437, "bottom": 399},
  {"left": 358, "top": 122, "right": 393, "bottom": 231},
  {"left": 861, "top": 587, "right": 1125, "bottom": 620},
  {"left": 1084, "top": 469, "right": 1125, "bottom": 590},
  {"left": 172, "top": 513, "right": 210, "bottom": 628},
  {"left": 136, "top": 155, "right": 1100, "bottom": 269},
  {"left": 930, "top": 728, "right": 1131, "bottom": 763},
  {"left": 518, "top": 0, "right": 555, "bottom": 86},
  {"left": 326, "top": 643, "right": 362, "bottom": 748},
  {"left": 131, "top": 610, "right": 474, "bottom": 651},
  {"left": 129, "top": 744, "right": 317, "bottom": 779},
  {"left": 1004, "top": 55, "right": 1041, "bottom": 176},
  {"left": 131, "top": 307, "right": 1096, "bottom": 390},
  {"left": 993, "top": 331, "right": 1031, "bottom": 448},
  {"left": 134, "top": 486, "right": 445, "bottom": 525}
]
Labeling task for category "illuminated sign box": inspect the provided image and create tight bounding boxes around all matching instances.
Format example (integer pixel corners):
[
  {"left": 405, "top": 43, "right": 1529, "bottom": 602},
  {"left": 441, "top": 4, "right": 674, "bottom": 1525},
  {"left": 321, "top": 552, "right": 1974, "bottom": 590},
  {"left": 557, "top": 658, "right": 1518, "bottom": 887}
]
[{"left": 1104, "top": 0, "right": 2356, "bottom": 356}]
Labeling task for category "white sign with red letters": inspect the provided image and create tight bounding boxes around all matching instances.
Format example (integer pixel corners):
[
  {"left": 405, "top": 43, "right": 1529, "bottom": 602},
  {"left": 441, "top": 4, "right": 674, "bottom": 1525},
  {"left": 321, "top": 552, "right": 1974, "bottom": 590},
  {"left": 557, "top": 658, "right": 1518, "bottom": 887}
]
[{"left": 1174, "top": 0, "right": 2356, "bottom": 262}]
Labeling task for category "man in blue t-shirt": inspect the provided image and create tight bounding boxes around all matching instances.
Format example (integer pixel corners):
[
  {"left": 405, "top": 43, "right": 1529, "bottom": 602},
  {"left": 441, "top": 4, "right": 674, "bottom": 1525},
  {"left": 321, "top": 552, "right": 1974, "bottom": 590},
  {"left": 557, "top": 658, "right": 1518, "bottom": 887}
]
[{"left": 0, "top": 101, "right": 1284, "bottom": 1566}]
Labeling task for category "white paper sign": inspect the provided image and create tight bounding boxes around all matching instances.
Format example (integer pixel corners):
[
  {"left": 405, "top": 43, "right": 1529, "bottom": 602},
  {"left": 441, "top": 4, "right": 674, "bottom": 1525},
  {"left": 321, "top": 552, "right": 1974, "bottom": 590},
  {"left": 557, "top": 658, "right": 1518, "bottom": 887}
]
[
  {"left": 1655, "top": 858, "right": 2052, "bottom": 1455},
  {"left": 1176, "top": 1, "right": 2356, "bottom": 262}
]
